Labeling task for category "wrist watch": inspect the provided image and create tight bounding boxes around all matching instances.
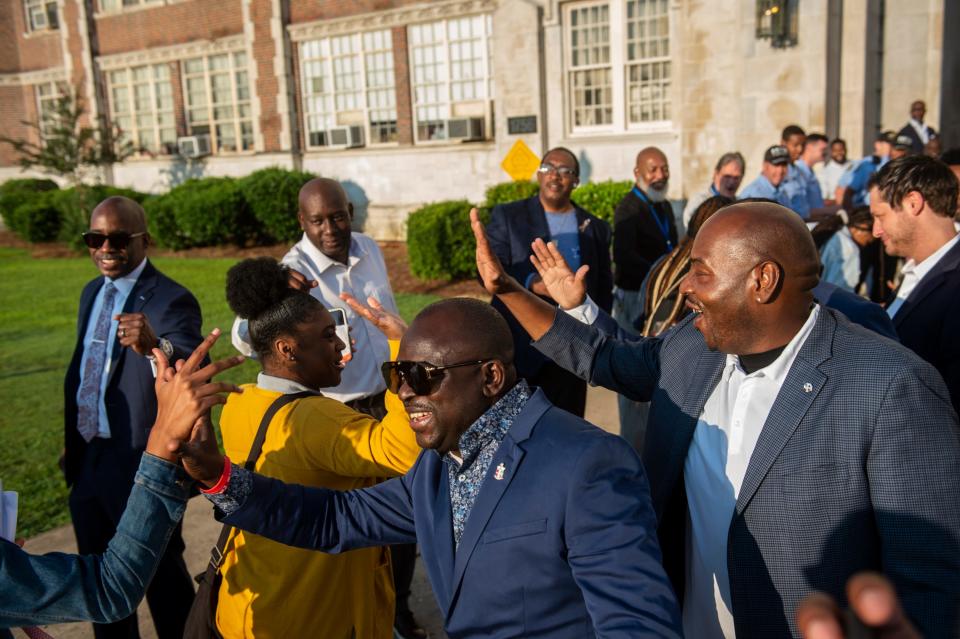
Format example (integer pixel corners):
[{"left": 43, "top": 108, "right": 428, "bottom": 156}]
[{"left": 147, "top": 337, "right": 175, "bottom": 361}]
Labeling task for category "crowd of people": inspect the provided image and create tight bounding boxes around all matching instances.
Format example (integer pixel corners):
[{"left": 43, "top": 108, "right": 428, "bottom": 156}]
[{"left": 1, "top": 96, "right": 959, "bottom": 639}]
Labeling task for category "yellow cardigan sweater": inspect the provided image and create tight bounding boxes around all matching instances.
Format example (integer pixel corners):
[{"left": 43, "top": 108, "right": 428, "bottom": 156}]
[{"left": 215, "top": 343, "right": 420, "bottom": 639}]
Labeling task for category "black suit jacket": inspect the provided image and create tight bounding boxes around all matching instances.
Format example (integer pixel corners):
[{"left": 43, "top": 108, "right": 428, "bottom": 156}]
[
  {"left": 486, "top": 195, "right": 612, "bottom": 377},
  {"left": 613, "top": 189, "right": 678, "bottom": 291},
  {"left": 897, "top": 122, "right": 937, "bottom": 155},
  {"left": 892, "top": 238, "right": 960, "bottom": 411},
  {"left": 63, "top": 260, "right": 203, "bottom": 485}
]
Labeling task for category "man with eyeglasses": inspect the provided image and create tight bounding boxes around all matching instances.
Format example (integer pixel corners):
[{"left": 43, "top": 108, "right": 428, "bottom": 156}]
[
  {"left": 156, "top": 296, "right": 683, "bottom": 638},
  {"left": 64, "top": 195, "right": 202, "bottom": 639},
  {"left": 485, "top": 147, "right": 612, "bottom": 417}
]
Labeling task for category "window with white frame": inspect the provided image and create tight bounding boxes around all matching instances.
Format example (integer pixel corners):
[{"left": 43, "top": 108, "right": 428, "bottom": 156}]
[
  {"left": 565, "top": 0, "right": 671, "bottom": 134},
  {"left": 107, "top": 64, "right": 177, "bottom": 154},
  {"left": 299, "top": 29, "right": 398, "bottom": 148},
  {"left": 408, "top": 15, "right": 492, "bottom": 142},
  {"left": 99, "top": 0, "right": 163, "bottom": 12},
  {"left": 35, "top": 81, "right": 63, "bottom": 140},
  {"left": 24, "top": 0, "right": 59, "bottom": 32},
  {"left": 182, "top": 52, "right": 254, "bottom": 153}
]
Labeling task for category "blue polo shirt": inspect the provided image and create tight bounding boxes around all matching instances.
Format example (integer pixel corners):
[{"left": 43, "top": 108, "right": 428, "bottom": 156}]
[
  {"left": 738, "top": 174, "right": 793, "bottom": 210},
  {"left": 838, "top": 156, "right": 888, "bottom": 206}
]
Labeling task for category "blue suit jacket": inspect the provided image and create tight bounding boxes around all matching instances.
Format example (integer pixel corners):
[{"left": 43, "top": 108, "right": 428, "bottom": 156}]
[
  {"left": 486, "top": 195, "right": 613, "bottom": 377},
  {"left": 63, "top": 260, "right": 203, "bottom": 485},
  {"left": 891, "top": 238, "right": 960, "bottom": 411},
  {"left": 222, "top": 389, "right": 682, "bottom": 638},
  {"left": 536, "top": 308, "right": 960, "bottom": 638}
]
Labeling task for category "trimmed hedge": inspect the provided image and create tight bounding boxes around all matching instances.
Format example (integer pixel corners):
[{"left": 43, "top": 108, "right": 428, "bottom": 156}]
[
  {"left": 406, "top": 200, "right": 484, "bottom": 280},
  {"left": 146, "top": 177, "right": 255, "bottom": 250},
  {"left": 483, "top": 180, "right": 539, "bottom": 209},
  {"left": 1, "top": 179, "right": 60, "bottom": 238},
  {"left": 9, "top": 193, "right": 62, "bottom": 242},
  {"left": 239, "top": 167, "right": 316, "bottom": 243},
  {"left": 571, "top": 180, "right": 632, "bottom": 225}
]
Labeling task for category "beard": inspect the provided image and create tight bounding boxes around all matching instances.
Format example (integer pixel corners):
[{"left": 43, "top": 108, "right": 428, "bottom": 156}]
[{"left": 642, "top": 179, "right": 668, "bottom": 202}]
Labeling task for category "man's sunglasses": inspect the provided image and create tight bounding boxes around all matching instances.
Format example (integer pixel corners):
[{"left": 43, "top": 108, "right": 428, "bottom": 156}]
[
  {"left": 381, "top": 359, "right": 490, "bottom": 396},
  {"left": 81, "top": 231, "right": 147, "bottom": 249}
]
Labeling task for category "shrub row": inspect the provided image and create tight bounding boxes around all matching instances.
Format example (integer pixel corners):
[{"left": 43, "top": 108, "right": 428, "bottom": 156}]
[
  {"left": 405, "top": 179, "right": 633, "bottom": 281},
  {"left": 2, "top": 168, "right": 316, "bottom": 249}
]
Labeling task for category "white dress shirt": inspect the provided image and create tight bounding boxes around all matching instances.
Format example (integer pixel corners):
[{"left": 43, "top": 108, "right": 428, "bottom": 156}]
[
  {"left": 77, "top": 258, "right": 148, "bottom": 438},
  {"left": 816, "top": 160, "right": 851, "bottom": 200},
  {"left": 682, "top": 305, "right": 819, "bottom": 638},
  {"left": 232, "top": 233, "right": 397, "bottom": 403},
  {"left": 886, "top": 233, "right": 960, "bottom": 319}
]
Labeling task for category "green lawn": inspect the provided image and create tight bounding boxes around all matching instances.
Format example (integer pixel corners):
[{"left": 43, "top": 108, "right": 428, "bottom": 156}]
[{"left": 0, "top": 247, "right": 438, "bottom": 538}]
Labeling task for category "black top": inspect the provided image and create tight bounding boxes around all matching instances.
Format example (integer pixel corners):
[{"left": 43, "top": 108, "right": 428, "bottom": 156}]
[{"left": 613, "top": 189, "right": 679, "bottom": 290}]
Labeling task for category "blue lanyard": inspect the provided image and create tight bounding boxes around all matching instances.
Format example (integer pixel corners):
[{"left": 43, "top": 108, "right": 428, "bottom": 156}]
[{"left": 632, "top": 186, "right": 673, "bottom": 251}]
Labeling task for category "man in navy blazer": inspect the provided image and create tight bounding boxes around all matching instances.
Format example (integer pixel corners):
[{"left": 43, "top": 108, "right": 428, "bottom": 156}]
[
  {"left": 485, "top": 147, "right": 612, "bottom": 417},
  {"left": 870, "top": 155, "right": 960, "bottom": 411},
  {"left": 63, "top": 197, "right": 201, "bottom": 639},
  {"left": 471, "top": 204, "right": 960, "bottom": 638},
  {"left": 170, "top": 298, "right": 682, "bottom": 638}
]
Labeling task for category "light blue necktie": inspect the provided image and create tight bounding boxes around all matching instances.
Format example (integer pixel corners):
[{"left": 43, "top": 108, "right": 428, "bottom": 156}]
[{"left": 77, "top": 282, "right": 118, "bottom": 442}]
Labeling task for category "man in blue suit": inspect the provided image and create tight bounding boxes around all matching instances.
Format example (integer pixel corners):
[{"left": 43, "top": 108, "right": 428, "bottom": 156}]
[
  {"left": 167, "top": 298, "right": 682, "bottom": 638},
  {"left": 63, "top": 196, "right": 201, "bottom": 639},
  {"left": 871, "top": 155, "right": 960, "bottom": 412},
  {"left": 485, "top": 147, "right": 613, "bottom": 417},
  {"left": 471, "top": 203, "right": 960, "bottom": 638}
]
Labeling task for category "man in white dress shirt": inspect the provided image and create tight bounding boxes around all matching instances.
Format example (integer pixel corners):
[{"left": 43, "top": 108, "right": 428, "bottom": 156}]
[{"left": 231, "top": 177, "right": 425, "bottom": 638}]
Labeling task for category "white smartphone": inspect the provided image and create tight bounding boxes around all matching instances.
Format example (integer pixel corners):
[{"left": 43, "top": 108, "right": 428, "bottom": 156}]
[{"left": 328, "top": 307, "right": 352, "bottom": 363}]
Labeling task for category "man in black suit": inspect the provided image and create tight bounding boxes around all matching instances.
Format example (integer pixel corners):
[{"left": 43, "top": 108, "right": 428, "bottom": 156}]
[
  {"left": 872, "top": 155, "right": 960, "bottom": 411},
  {"left": 63, "top": 196, "right": 202, "bottom": 638},
  {"left": 612, "top": 147, "right": 678, "bottom": 446},
  {"left": 897, "top": 100, "right": 938, "bottom": 155},
  {"left": 484, "top": 147, "right": 612, "bottom": 417}
]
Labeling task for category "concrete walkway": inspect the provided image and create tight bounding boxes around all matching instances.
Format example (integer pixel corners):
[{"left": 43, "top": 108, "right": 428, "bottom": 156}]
[{"left": 17, "top": 385, "right": 620, "bottom": 639}]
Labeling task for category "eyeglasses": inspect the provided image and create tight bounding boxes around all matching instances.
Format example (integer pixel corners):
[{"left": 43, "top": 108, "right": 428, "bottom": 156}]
[
  {"left": 537, "top": 164, "right": 577, "bottom": 178},
  {"left": 381, "top": 359, "right": 490, "bottom": 396},
  {"left": 81, "top": 231, "right": 147, "bottom": 250}
]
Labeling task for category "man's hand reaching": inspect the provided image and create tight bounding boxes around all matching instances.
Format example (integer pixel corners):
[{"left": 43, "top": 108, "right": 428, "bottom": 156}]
[
  {"left": 340, "top": 293, "right": 407, "bottom": 341},
  {"left": 529, "top": 238, "right": 589, "bottom": 310},
  {"left": 471, "top": 208, "right": 520, "bottom": 296}
]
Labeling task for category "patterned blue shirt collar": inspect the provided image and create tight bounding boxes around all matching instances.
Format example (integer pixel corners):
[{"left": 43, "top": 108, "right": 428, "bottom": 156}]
[{"left": 443, "top": 379, "right": 531, "bottom": 471}]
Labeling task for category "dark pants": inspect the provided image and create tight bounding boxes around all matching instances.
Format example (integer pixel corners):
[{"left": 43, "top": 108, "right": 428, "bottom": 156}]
[
  {"left": 529, "top": 360, "right": 588, "bottom": 417},
  {"left": 347, "top": 391, "right": 417, "bottom": 620},
  {"left": 68, "top": 438, "right": 194, "bottom": 639}
]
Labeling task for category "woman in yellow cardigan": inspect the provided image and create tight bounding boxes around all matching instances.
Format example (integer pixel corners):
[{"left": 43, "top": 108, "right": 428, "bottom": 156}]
[{"left": 216, "top": 257, "right": 420, "bottom": 639}]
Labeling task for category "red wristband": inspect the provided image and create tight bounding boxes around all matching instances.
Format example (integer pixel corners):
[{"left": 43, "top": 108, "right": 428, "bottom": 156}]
[{"left": 199, "top": 455, "right": 232, "bottom": 495}]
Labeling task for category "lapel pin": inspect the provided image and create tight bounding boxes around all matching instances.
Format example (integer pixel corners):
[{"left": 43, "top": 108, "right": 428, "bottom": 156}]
[
  {"left": 493, "top": 463, "right": 506, "bottom": 481},
  {"left": 803, "top": 382, "right": 813, "bottom": 393}
]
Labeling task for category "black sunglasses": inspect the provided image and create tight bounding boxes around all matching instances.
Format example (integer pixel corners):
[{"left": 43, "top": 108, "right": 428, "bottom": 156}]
[
  {"left": 81, "top": 231, "right": 147, "bottom": 250},
  {"left": 381, "top": 359, "right": 490, "bottom": 396}
]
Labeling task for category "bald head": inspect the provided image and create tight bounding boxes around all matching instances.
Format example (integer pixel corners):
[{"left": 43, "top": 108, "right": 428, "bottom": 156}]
[
  {"left": 405, "top": 298, "right": 514, "bottom": 367},
  {"left": 297, "top": 177, "right": 353, "bottom": 263},
  {"left": 634, "top": 147, "right": 669, "bottom": 197},
  {"left": 92, "top": 196, "right": 147, "bottom": 233},
  {"left": 682, "top": 202, "right": 819, "bottom": 355}
]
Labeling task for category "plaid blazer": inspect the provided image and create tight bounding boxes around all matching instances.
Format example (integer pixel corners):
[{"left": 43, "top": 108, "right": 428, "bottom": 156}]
[{"left": 537, "top": 307, "right": 960, "bottom": 638}]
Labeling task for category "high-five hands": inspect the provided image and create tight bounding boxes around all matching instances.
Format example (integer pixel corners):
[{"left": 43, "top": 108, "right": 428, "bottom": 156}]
[
  {"left": 797, "top": 573, "right": 920, "bottom": 639},
  {"left": 471, "top": 208, "right": 519, "bottom": 296},
  {"left": 529, "top": 238, "right": 589, "bottom": 310},
  {"left": 340, "top": 293, "right": 408, "bottom": 341},
  {"left": 146, "top": 328, "right": 244, "bottom": 485}
]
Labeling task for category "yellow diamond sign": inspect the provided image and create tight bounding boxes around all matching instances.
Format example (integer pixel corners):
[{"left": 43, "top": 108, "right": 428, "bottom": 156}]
[{"left": 500, "top": 139, "right": 541, "bottom": 182}]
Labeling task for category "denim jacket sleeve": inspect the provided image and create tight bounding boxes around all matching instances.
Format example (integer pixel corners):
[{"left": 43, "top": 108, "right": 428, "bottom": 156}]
[{"left": 0, "top": 454, "right": 192, "bottom": 628}]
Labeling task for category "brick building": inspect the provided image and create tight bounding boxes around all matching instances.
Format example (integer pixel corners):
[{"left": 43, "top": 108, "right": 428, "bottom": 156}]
[{"left": 0, "top": 0, "right": 954, "bottom": 239}]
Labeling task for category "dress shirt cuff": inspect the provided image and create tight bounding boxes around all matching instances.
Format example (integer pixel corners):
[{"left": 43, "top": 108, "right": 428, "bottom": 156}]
[
  {"left": 563, "top": 295, "right": 599, "bottom": 325},
  {"left": 203, "top": 464, "right": 252, "bottom": 516}
]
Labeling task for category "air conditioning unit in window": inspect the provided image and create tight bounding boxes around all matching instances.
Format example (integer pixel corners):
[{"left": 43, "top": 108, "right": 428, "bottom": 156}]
[
  {"left": 446, "top": 117, "right": 484, "bottom": 141},
  {"left": 177, "top": 134, "right": 211, "bottom": 158},
  {"left": 326, "top": 126, "right": 365, "bottom": 149}
]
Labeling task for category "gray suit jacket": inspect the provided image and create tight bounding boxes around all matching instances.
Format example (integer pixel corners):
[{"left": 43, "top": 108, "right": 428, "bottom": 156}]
[{"left": 536, "top": 307, "right": 960, "bottom": 638}]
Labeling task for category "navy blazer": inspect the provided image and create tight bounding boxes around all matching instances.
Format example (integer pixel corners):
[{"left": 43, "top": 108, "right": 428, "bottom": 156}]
[
  {"left": 63, "top": 260, "right": 203, "bottom": 485},
  {"left": 222, "top": 389, "right": 682, "bottom": 638},
  {"left": 486, "top": 195, "right": 613, "bottom": 376},
  {"left": 537, "top": 308, "right": 960, "bottom": 638},
  {"left": 811, "top": 281, "right": 898, "bottom": 341},
  {"left": 892, "top": 238, "right": 960, "bottom": 411}
]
